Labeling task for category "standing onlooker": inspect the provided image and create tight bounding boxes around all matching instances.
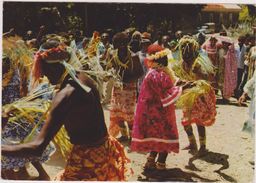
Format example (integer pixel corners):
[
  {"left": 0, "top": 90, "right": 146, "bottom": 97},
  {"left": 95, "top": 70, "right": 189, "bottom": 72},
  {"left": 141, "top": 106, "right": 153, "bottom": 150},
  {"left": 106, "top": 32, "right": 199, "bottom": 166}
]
[
  {"left": 129, "top": 31, "right": 142, "bottom": 53},
  {"left": 202, "top": 36, "right": 222, "bottom": 92},
  {"left": 137, "top": 38, "right": 151, "bottom": 94},
  {"left": 161, "top": 35, "right": 171, "bottom": 49},
  {"left": 238, "top": 35, "right": 254, "bottom": 95},
  {"left": 153, "top": 30, "right": 163, "bottom": 46},
  {"left": 175, "top": 30, "right": 183, "bottom": 42},
  {"left": 217, "top": 37, "right": 238, "bottom": 101},
  {"left": 99, "top": 32, "right": 113, "bottom": 61},
  {"left": 99, "top": 32, "right": 114, "bottom": 105},
  {"left": 234, "top": 35, "right": 247, "bottom": 98}
]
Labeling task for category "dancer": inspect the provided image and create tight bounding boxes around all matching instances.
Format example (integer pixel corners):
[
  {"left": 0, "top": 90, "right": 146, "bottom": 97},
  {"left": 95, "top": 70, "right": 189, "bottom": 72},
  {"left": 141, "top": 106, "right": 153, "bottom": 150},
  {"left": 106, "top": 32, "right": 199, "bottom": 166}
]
[
  {"left": 131, "top": 45, "right": 193, "bottom": 170},
  {"left": 2, "top": 41, "right": 132, "bottom": 181},
  {"left": 107, "top": 32, "right": 143, "bottom": 142},
  {"left": 172, "top": 36, "right": 217, "bottom": 155}
]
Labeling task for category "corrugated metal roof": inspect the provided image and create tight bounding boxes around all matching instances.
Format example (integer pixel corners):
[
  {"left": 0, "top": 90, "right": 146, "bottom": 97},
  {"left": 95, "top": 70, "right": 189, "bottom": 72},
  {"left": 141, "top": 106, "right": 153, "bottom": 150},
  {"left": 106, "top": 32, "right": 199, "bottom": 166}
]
[{"left": 202, "top": 4, "right": 242, "bottom": 13}]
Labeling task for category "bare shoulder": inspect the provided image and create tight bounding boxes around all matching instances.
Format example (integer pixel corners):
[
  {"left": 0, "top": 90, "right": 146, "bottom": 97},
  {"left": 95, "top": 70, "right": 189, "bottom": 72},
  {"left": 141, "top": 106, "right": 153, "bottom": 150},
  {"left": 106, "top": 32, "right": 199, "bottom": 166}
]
[{"left": 51, "top": 84, "right": 75, "bottom": 110}]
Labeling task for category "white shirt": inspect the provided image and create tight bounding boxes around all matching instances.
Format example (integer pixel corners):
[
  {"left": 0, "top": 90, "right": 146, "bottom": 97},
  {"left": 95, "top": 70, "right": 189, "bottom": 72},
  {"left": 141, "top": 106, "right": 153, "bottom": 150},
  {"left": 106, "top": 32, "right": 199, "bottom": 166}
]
[{"left": 235, "top": 43, "right": 246, "bottom": 69}]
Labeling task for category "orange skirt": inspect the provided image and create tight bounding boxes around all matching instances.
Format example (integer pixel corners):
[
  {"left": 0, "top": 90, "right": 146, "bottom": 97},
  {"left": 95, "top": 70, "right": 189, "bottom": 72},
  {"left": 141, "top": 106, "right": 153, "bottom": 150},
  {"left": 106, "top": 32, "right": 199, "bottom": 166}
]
[
  {"left": 109, "top": 83, "right": 136, "bottom": 137},
  {"left": 54, "top": 136, "right": 132, "bottom": 181}
]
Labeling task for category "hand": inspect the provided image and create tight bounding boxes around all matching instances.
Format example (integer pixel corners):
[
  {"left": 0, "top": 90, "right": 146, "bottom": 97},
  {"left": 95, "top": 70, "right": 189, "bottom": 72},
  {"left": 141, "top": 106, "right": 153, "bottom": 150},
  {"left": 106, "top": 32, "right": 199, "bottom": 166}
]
[
  {"left": 182, "top": 81, "right": 195, "bottom": 90},
  {"left": 176, "top": 79, "right": 187, "bottom": 86},
  {"left": 238, "top": 93, "right": 247, "bottom": 106},
  {"left": 2, "top": 106, "right": 15, "bottom": 118}
]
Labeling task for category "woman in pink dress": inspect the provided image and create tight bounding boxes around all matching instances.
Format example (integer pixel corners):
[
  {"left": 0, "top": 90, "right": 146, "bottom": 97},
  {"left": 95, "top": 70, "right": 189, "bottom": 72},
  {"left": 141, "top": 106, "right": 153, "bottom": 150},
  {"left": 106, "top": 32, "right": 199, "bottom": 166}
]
[
  {"left": 202, "top": 36, "right": 222, "bottom": 92},
  {"left": 131, "top": 45, "right": 191, "bottom": 170},
  {"left": 217, "top": 36, "right": 238, "bottom": 101}
]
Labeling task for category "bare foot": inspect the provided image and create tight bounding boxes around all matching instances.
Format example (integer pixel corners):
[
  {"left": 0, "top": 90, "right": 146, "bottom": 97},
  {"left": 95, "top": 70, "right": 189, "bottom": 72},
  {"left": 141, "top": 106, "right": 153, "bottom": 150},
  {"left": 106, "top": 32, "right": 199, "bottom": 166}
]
[
  {"left": 182, "top": 144, "right": 198, "bottom": 155},
  {"left": 37, "top": 174, "right": 51, "bottom": 181},
  {"left": 196, "top": 147, "right": 209, "bottom": 157}
]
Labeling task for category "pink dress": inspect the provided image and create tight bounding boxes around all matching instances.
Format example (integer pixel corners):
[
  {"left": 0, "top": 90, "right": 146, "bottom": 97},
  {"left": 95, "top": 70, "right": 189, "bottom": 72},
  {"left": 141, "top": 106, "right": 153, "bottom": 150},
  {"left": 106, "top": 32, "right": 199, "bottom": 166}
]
[
  {"left": 131, "top": 69, "right": 182, "bottom": 153},
  {"left": 202, "top": 43, "right": 220, "bottom": 66},
  {"left": 223, "top": 45, "right": 238, "bottom": 99}
]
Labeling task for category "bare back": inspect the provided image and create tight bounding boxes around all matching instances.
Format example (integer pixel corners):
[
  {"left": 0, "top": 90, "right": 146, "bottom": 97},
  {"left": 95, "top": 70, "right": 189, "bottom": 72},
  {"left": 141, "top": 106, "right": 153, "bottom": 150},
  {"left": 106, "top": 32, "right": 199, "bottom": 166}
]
[{"left": 52, "top": 74, "right": 107, "bottom": 146}]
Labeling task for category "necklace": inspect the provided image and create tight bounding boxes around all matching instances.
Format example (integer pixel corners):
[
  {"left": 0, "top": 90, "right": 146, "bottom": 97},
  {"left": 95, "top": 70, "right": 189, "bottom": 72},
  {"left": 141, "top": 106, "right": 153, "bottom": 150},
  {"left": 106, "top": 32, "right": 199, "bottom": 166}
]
[{"left": 113, "top": 49, "right": 132, "bottom": 69}]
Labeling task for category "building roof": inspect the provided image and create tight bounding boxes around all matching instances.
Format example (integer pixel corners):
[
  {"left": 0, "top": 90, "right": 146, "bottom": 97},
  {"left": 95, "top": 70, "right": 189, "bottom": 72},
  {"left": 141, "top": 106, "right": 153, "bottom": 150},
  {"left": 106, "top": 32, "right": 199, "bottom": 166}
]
[{"left": 202, "top": 4, "right": 242, "bottom": 13}]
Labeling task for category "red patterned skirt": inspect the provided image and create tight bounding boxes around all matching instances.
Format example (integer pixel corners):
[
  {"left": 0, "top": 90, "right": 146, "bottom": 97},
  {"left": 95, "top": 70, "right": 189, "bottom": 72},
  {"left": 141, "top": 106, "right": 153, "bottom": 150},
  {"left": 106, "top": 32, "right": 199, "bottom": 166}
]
[
  {"left": 54, "top": 136, "right": 132, "bottom": 181},
  {"left": 181, "top": 88, "right": 216, "bottom": 127},
  {"left": 109, "top": 82, "right": 136, "bottom": 137}
]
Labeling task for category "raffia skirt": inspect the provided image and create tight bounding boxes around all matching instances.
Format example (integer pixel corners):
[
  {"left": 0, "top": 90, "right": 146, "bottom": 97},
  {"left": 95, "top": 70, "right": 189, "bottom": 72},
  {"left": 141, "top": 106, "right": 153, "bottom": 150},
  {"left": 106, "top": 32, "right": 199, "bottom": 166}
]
[{"left": 181, "top": 88, "right": 217, "bottom": 127}]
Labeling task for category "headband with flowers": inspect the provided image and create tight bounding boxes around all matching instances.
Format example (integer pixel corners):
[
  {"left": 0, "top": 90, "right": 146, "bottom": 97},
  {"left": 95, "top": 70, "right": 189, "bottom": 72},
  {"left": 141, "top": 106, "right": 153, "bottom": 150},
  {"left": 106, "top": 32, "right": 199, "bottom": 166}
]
[
  {"left": 145, "top": 48, "right": 170, "bottom": 68},
  {"left": 147, "top": 49, "right": 169, "bottom": 61}
]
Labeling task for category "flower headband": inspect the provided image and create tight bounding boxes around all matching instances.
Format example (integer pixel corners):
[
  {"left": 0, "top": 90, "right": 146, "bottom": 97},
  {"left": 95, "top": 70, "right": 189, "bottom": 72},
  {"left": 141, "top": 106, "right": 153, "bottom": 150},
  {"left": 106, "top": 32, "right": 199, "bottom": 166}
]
[{"left": 147, "top": 49, "right": 170, "bottom": 61}]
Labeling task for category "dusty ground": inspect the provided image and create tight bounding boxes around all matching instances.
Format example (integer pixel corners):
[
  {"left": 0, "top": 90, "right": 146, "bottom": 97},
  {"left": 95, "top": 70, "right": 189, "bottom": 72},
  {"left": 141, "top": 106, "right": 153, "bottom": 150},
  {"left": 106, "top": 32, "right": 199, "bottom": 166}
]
[{"left": 26, "top": 96, "right": 255, "bottom": 182}]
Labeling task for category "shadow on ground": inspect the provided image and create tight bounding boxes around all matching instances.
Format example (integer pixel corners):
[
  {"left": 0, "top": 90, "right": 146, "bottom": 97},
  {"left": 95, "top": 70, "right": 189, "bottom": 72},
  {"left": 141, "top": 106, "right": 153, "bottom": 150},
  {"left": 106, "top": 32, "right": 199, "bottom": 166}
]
[
  {"left": 185, "top": 150, "right": 237, "bottom": 183},
  {"left": 138, "top": 167, "right": 218, "bottom": 182},
  {"left": 216, "top": 98, "right": 248, "bottom": 107}
]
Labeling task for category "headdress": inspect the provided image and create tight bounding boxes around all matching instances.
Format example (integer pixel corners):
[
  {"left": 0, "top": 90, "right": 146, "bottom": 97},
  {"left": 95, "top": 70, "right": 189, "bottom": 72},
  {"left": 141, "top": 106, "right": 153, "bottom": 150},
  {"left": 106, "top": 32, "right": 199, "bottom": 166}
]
[
  {"left": 32, "top": 43, "right": 91, "bottom": 93},
  {"left": 144, "top": 44, "right": 169, "bottom": 68},
  {"left": 177, "top": 36, "right": 200, "bottom": 60}
]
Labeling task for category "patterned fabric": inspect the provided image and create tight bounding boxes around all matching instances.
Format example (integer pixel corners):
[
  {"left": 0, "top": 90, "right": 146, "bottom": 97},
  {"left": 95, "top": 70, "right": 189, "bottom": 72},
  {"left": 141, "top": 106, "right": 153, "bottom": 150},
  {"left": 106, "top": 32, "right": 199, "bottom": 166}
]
[
  {"left": 54, "top": 135, "right": 132, "bottom": 181},
  {"left": 223, "top": 45, "right": 238, "bottom": 99},
  {"left": 217, "top": 48, "right": 226, "bottom": 89},
  {"left": 2, "top": 113, "right": 56, "bottom": 170},
  {"left": 173, "top": 58, "right": 217, "bottom": 127},
  {"left": 131, "top": 69, "right": 181, "bottom": 153},
  {"left": 181, "top": 88, "right": 216, "bottom": 127},
  {"left": 1, "top": 83, "right": 56, "bottom": 170},
  {"left": 2, "top": 69, "right": 21, "bottom": 105},
  {"left": 109, "top": 82, "right": 136, "bottom": 137},
  {"left": 202, "top": 44, "right": 220, "bottom": 89},
  {"left": 202, "top": 43, "right": 221, "bottom": 67}
]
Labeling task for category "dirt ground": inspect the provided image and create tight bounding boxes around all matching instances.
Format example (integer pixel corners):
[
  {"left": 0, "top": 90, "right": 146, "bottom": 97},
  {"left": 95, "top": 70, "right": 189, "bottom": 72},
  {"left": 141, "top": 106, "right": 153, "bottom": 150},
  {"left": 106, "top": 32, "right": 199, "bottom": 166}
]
[{"left": 26, "top": 96, "right": 255, "bottom": 182}]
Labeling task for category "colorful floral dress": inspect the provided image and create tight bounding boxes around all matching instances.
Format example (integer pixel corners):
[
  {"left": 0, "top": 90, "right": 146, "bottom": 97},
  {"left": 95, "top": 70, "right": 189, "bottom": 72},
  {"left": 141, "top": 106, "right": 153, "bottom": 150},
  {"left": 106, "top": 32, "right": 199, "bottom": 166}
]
[
  {"left": 109, "top": 51, "right": 140, "bottom": 137},
  {"left": 131, "top": 69, "right": 182, "bottom": 153}
]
